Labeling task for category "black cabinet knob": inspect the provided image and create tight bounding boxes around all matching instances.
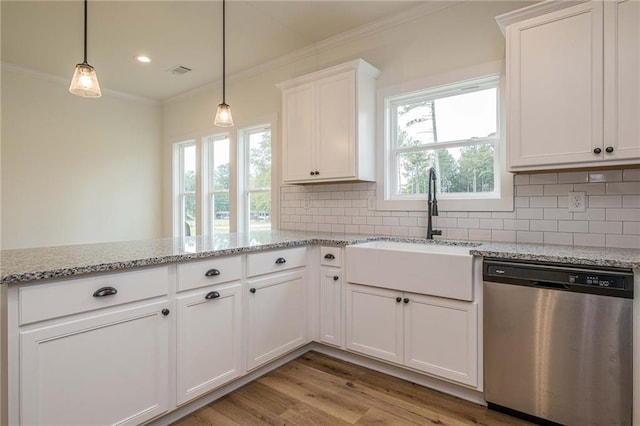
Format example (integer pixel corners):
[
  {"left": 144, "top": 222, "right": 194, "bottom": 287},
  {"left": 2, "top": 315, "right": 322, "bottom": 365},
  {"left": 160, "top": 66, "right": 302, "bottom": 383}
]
[
  {"left": 161, "top": 308, "right": 170, "bottom": 316},
  {"left": 396, "top": 297, "right": 402, "bottom": 303},
  {"left": 250, "top": 288, "right": 256, "bottom": 294},
  {"left": 275, "top": 257, "right": 287, "bottom": 264},
  {"left": 315, "top": 171, "right": 320, "bottom": 175},
  {"left": 605, "top": 146, "right": 614, "bottom": 153},
  {"left": 324, "top": 253, "right": 335, "bottom": 260},
  {"left": 403, "top": 298, "right": 410, "bottom": 304},
  {"left": 205, "top": 291, "right": 220, "bottom": 300},
  {"left": 333, "top": 276, "right": 339, "bottom": 281},
  {"left": 310, "top": 171, "right": 314, "bottom": 176},
  {"left": 93, "top": 286, "right": 118, "bottom": 297},
  {"left": 205, "top": 268, "right": 221, "bottom": 277},
  {"left": 593, "top": 147, "right": 602, "bottom": 154}
]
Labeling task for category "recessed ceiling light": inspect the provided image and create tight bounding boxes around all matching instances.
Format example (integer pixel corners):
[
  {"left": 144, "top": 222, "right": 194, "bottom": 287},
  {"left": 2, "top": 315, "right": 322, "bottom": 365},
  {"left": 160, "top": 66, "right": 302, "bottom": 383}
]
[{"left": 136, "top": 56, "right": 151, "bottom": 63}]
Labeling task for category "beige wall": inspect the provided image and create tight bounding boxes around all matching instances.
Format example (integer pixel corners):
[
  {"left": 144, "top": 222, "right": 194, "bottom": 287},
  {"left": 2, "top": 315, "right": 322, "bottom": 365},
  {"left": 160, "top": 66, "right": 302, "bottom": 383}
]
[
  {"left": 161, "top": 1, "right": 528, "bottom": 236},
  {"left": 1, "top": 68, "right": 163, "bottom": 249}
]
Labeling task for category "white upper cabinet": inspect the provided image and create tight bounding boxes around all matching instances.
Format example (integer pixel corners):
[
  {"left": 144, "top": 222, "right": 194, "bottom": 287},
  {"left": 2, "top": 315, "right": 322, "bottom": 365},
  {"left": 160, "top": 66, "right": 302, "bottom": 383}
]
[
  {"left": 278, "top": 59, "right": 380, "bottom": 183},
  {"left": 499, "top": 0, "right": 640, "bottom": 171}
]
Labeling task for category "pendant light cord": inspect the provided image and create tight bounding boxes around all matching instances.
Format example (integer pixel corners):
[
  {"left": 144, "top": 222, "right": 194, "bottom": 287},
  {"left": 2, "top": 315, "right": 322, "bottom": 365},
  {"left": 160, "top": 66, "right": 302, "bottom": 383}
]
[
  {"left": 83, "top": 0, "right": 88, "bottom": 64},
  {"left": 222, "top": 0, "right": 226, "bottom": 103}
]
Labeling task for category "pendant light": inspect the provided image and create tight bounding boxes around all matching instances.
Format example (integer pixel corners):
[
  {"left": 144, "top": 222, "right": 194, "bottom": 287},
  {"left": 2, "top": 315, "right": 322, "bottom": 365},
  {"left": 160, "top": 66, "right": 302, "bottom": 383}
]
[
  {"left": 214, "top": 0, "right": 233, "bottom": 127},
  {"left": 69, "top": 0, "right": 101, "bottom": 98}
]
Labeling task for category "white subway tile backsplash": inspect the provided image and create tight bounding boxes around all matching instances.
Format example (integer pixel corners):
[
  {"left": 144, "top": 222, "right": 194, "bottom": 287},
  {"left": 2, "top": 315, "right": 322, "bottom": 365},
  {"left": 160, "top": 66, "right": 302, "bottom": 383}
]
[
  {"left": 530, "top": 220, "right": 558, "bottom": 232},
  {"left": 574, "top": 233, "right": 605, "bottom": 247},
  {"left": 529, "top": 173, "right": 558, "bottom": 184},
  {"left": 589, "top": 170, "right": 623, "bottom": 182},
  {"left": 623, "top": 169, "right": 640, "bottom": 181},
  {"left": 558, "top": 172, "right": 588, "bottom": 184},
  {"left": 516, "top": 185, "right": 544, "bottom": 196},
  {"left": 517, "top": 231, "right": 544, "bottom": 244},
  {"left": 544, "top": 232, "right": 573, "bottom": 245},
  {"left": 558, "top": 220, "right": 589, "bottom": 233},
  {"left": 606, "top": 234, "right": 640, "bottom": 249},
  {"left": 588, "top": 196, "right": 623, "bottom": 208},
  {"left": 606, "top": 208, "right": 640, "bottom": 221},
  {"left": 544, "top": 184, "right": 573, "bottom": 196},
  {"left": 530, "top": 197, "right": 558, "bottom": 208},
  {"left": 280, "top": 167, "right": 639, "bottom": 249}
]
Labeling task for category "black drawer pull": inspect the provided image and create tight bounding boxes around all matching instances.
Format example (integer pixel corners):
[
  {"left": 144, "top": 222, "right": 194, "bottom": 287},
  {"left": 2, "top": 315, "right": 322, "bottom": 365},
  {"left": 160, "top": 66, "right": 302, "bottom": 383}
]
[
  {"left": 593, "top": 147, "right": 602, "bottom": 154},
  {"left": 605, "top": 146, "right": 614, "bottom": 153},
  {"left": 324, "top": 253, "right": 335, "bottom": 260},
  {"left": 396, "top": 297, "right": 402, "bottom": 303},
  {"left": 403, "top": 298, "right": 410, "bottom": 304},
  {"left": 205, "top": 268, "right": 221, "bottom": 277},
  {"left": 162, "top": 308, "right": 170, "bottom": 316},
  {"left": 250, "top": 288, "right": 256, "bottom": 294},
  {"left": 93, "top": 287, "right": 118, "bottom": 297},
  {"left": 275, "top": 257, "right": 287, "bottom": 264},
  {"left": 333, "top": 276, "right": 339, "bottom": 281},
  {"left": 205, "top": 291, "right": 221, "bottom": 300}
]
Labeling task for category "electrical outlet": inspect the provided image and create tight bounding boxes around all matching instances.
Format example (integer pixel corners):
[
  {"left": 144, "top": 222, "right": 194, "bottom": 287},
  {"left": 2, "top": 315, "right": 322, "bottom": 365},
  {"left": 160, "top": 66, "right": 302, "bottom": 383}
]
[{"left": 568, "top": 192, "right": 586, "bottom": 212}]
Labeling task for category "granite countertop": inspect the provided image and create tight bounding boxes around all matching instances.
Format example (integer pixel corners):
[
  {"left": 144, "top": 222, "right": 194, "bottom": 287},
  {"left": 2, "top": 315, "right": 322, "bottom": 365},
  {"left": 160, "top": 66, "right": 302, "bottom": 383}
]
[{"left": 2, "top": 230, "right": 639, "bottom": 284}]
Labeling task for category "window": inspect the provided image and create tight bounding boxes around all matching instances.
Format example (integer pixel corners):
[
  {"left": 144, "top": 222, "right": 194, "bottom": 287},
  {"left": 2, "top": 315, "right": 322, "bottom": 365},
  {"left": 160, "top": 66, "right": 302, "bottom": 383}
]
[
  {"left": 172, "top": 117, "right": 276, "bottom": 237},
  {"left": 240, "top": 125, "right": 272, "bottom": 232},
  {"left": 173, "top": 141, "right": 197, "bottom": 236},
  {"left": 204, "top": 134, "right": 231, "bottom": 234},
  {"left": 378, "top": 63, "right": 513, "bottom": 211}
]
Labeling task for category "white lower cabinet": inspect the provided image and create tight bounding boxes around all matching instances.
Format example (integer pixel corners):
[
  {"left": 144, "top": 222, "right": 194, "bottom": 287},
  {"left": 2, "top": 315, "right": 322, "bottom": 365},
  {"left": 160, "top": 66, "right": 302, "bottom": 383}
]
[
  {"left": 319, "top": 267, "right": 343, "bottom": 347},
  {"left": 246, "top": 270, "right": 307, "bottom": 370},
  {"left": 346, "top": 283, "right": 479, "bottom": 387},
  {"left": 20, "top": 300, "right": 170, "bottom": 426},
  {"left": 176, "top": 283, "right": 242, "bottom": 405}
]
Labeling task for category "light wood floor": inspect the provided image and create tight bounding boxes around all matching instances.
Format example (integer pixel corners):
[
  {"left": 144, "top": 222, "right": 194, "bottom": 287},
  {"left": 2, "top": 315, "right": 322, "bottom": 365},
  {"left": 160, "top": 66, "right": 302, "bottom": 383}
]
[{"left": 172, "top": 351, "right": 532, "bottom": 426}]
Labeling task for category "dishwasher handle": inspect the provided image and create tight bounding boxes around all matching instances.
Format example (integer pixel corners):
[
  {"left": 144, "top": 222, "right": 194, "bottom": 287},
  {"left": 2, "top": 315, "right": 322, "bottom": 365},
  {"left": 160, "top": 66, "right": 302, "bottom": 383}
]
[{"left": 530, "top": 281, "right": 570, "bottom": 291}]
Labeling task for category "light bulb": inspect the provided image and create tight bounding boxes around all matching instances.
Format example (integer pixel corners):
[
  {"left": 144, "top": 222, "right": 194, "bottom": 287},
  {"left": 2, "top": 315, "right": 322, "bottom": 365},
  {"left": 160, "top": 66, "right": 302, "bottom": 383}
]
[
  {"left": 214, "top": 103, "right": 234, "bottom": 127},
  {"left": 69, "top": 63, "right": 102, "bottom": 98}
]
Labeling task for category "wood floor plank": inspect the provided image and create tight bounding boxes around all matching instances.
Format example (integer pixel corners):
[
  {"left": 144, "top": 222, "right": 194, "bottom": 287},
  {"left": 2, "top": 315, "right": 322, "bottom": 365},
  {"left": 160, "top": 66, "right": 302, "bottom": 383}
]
[{"left": 171, "top": 351, "right": 533, "bottom": 426}]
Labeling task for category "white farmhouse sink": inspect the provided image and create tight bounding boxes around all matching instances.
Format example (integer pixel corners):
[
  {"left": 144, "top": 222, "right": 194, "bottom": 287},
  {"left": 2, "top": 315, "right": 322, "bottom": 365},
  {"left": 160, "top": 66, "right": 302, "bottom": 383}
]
[{"left": 345, "top": 241, "right": 475, "bottom": 301}]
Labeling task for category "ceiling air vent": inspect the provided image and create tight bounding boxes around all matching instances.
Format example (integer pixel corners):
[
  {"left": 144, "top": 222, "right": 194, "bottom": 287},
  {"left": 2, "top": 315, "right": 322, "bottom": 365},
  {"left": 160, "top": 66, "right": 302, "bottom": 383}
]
[{"left": 166, "top": 65, "right": 192, "bottom": 75}]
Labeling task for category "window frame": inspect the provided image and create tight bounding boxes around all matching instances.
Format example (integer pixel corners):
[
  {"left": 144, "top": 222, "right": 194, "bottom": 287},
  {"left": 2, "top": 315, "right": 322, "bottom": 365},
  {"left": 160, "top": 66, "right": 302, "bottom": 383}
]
[
  {"left": 201, "top": 132, "right": 233, "bottom": 236},
  {"left": 376, "top": 61, "right": 513, "bottom": 212},
  {"left": 172, "top": 139, "right": 198, "bottom": 237}
]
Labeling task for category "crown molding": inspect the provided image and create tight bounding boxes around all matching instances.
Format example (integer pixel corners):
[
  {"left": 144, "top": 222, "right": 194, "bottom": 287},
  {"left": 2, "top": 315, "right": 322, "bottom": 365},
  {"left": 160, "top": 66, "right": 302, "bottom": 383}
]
[
  {"left": 495, "top": 0, "right": 587, "bottom": 35},
  {"left": 162, "top": 1, "right": 461, "bottom": 106},
  {"left": 2, "top": 62, "right": 160, "bottom": 106}
]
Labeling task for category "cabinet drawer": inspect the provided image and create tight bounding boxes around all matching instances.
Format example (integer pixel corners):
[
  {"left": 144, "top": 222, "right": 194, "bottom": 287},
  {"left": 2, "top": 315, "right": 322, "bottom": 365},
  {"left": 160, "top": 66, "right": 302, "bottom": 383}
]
[
  {"left": 320, "top": 246, "right": 342, "bottom": 267},
  {"left": 177, "top": 256, "right": 242, "bottom": 292},
  {"left": 247, "top": 247, "right": 307, "bottom": 277},
  {"left": 19, "top": 266, "right": 170, "bottom": 325}
]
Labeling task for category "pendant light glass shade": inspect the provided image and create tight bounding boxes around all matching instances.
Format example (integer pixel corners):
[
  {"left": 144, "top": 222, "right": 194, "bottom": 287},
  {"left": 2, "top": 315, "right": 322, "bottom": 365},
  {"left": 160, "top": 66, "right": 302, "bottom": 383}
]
[
  {"left": 214, "top": 102, "right": 234, "bottom": 127},
  {"left": 214, "top": 0, "right": 233, "bottom": 127},
  {"left": 69, "top": 63, "right": 101, "bottom": 98},
  {"left": 70, "top": 0, "right": 101, "bottom": 98}
]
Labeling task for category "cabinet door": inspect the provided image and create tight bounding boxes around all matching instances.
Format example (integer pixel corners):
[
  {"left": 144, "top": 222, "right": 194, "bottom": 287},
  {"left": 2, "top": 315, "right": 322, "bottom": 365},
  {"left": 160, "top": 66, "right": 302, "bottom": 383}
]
[
  {"left": 20, "top": 301, "right": 169, "bottom": 426},
  {"left": 282, "top": 83, "right": 316, "bottom": 182},
  {"left": 345, "top": 284, "right": 403, "bottom": 364},
  {"left": 316, "top": 71, "right": 356, "bottom": 180},
  {"left": 176, "top": 283, "right": 242, "bottom": 405},
  {"left": 604, "top": 0, "right": 640, "bottom": 161},
  {"left": 508, "top": 2, "right": 604, "bottom": 168},
  {"left": 246, "top": 270, "right": 306, "bottom": 370},
  {"left": 319, "top": 268, "right": 342, "bottom": 347},
  {"left": 404, "top": 293, "right": 478, "bottom": 387}
]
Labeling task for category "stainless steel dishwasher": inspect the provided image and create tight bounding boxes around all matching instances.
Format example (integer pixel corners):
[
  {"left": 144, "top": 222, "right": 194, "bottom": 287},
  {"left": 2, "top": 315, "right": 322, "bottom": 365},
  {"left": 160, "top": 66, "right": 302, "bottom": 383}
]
[{"left": 483, "top": 258, "right": 633, "bottom": 425}]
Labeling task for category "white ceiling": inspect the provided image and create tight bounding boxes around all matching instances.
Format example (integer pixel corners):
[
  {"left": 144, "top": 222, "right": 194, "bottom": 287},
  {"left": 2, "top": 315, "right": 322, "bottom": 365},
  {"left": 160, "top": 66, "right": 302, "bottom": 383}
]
[{"left": 2, "top": 1, "right": 437, "bottom": 101}]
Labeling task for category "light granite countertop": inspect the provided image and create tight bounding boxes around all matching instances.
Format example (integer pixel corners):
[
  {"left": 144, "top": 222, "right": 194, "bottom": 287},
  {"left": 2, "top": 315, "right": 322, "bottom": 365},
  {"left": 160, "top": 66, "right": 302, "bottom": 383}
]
[{"left": 1, "top": 230, "right": 638, "bottom": 284}]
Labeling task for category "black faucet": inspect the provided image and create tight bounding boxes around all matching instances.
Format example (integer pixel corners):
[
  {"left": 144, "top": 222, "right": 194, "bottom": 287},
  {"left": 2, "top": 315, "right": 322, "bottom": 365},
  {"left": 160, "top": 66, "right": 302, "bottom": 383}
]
[{"left": 427, "top": 167, "right": 442, "bottom": 239}]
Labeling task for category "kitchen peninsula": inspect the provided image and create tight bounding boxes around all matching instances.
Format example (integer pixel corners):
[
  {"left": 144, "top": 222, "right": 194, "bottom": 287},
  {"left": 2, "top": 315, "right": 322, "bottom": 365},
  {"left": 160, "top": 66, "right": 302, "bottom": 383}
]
[{"left": 1, "top": 231, "right": 639, "bottom": 425}]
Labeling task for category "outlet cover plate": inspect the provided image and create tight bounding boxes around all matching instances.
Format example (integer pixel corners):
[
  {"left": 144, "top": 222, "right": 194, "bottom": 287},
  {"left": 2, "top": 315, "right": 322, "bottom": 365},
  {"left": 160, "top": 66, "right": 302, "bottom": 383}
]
[{"left": 568, "top": 191, "right": 586, "bottom": 212}]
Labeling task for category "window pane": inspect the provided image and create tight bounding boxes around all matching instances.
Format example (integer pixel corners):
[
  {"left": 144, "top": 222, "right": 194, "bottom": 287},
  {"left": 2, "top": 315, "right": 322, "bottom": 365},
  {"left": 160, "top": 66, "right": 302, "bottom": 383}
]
[
  {"left": 396, "top": 144, "right": 495, "bottom": 195},
  {"left": 248, "top": 130, "right": 271, "bottom": 190},
  {"left": 182, "top": 145, "right": 196, "bottom": 192},
  {"left": 212, "top": 193, "right": 230, "bottom": 233},
  {"left": 183, "top": 194, "right": 196, "bottom": 236},
  {"left": 249, "top": 191, "right": 271, "bottom": 231},
  {"left": 433, "top": 88, "right": 497, "bottom": 142},
  {"left": 211, "top": 137, "right": 230, "bottom": 191},
  {"left": 395, "top": 101, "right": 435, "bottom": 148}
]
